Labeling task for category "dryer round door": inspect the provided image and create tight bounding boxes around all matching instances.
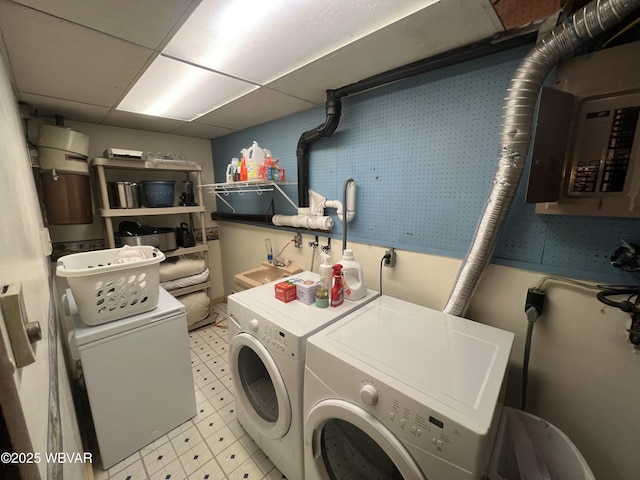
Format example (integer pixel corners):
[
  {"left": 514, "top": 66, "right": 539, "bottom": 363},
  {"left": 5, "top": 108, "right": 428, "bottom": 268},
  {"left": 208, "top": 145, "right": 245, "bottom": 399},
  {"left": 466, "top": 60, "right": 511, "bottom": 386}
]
[
  {"left": 305, "top": 399, "right": 426, "bottom": 480},
  {"left": 230, "top": 332, "right": 291, "bottom": 439}
]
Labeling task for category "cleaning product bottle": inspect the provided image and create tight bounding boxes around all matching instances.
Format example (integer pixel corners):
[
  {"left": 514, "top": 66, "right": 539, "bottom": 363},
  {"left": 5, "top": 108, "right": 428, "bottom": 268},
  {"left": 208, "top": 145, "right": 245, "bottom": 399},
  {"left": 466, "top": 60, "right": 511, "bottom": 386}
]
[
  {"left": 226, "top": 158, "right": 239, "bottom": 183},
  {"left": 340, "top": 249, "right": 367, "bottom": 300},
  {"left": 263, "top": 149, "right": 275, "bottom": 180},
  {"left": 331, "top": 264, "right": 344, "bottom": 307},
  {"left": 315, "top": 253, "right": 332, "bottom": 308},
  {"left": 239, "top": 155, "right": 248, "bottom": 182}
]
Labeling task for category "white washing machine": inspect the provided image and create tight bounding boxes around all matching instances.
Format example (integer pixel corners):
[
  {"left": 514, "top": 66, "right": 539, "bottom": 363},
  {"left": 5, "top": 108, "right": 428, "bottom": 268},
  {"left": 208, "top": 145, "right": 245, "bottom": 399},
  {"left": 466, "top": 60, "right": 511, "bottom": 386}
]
[
  {"left": 228, "top": 271, "right": 378, "bottom": 480},
  {"left": 63, "top": 287, "right": 196, "bottom": 469},
  {"left": 303, "top": 295, "right": 514, "bottom": 480}
]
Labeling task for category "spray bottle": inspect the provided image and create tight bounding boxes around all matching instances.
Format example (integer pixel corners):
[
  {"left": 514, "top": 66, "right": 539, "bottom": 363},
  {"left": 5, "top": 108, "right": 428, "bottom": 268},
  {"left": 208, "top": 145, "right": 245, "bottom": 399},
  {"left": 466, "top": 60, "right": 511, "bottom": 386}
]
[
  {"left": 315, "top": 253, "right": 331, "bottom": 308},
  {"left": 331, "top": 264, "right": 344, "bottom": 307},
  {"left": 239, "top": 149, "right": 248, "bottom": 181},
  {"left": 340, "top": 249, "right": 367, "bottom": 300}
]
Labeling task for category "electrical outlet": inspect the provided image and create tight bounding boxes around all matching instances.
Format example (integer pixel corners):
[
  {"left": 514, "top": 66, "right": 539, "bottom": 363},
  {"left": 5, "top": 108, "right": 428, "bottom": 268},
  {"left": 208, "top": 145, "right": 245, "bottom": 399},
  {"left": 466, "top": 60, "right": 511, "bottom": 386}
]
[
  {"left": 294, "top": 233, "right": 302, "bottom": 248},
  {"left": 384, "top": 248, "right": 396, "bottom": 267}
]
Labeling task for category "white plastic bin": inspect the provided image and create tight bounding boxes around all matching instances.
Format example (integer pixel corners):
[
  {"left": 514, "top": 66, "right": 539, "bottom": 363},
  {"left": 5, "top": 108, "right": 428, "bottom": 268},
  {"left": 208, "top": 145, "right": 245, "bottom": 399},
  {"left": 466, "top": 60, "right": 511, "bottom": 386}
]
[
  {"left": 56, "top": 246, "right": 165, "bottom": 325},
  {"left": 489, "top": 407, "right": 595, "bottom": 480}
]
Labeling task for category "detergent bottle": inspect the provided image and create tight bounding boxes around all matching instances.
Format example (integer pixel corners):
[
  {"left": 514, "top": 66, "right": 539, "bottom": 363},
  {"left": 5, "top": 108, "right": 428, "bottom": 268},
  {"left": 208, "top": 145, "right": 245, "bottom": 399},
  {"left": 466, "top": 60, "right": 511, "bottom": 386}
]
[
  {"left": 340, "top": 249, "right": 367, "bottom": 300},
  {"left": 246, "top": 141, "right": 265, "bottom": 180},
  {"left": 315, "top": 253, "right": 332, "bottom": 308},
  {"left": 331, "top": 264, "right": 344, "bottom": 307}
]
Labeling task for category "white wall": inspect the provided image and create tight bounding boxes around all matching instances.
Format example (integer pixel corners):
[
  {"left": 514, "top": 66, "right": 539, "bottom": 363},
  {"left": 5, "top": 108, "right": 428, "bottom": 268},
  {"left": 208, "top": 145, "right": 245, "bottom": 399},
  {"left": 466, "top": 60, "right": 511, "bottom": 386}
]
[
  {"left": 216, "top": 221, "right": 640, "bottom": 480},
  {"left": 28, "top": 119, "right": 225, "bottom": 300},
  {"left": 0, "top": 51, "right": 85, "bottom": 479}
]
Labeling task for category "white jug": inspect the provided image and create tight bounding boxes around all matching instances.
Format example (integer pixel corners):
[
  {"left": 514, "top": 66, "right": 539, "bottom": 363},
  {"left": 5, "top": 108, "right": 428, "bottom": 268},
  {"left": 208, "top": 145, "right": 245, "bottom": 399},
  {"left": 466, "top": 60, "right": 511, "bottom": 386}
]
[
  {"left": 341, "top": 249, "right": 367, "bottom": 300},
  {"left": 245, "top": 141, "right": 266, "bottom": 164}
]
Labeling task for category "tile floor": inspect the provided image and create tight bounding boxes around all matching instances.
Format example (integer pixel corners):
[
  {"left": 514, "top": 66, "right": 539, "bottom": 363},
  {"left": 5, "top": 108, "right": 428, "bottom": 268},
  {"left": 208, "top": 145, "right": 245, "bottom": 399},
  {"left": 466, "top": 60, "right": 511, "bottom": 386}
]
[{"left": 92, "top": 303, "right": 287, "bottom": 480}]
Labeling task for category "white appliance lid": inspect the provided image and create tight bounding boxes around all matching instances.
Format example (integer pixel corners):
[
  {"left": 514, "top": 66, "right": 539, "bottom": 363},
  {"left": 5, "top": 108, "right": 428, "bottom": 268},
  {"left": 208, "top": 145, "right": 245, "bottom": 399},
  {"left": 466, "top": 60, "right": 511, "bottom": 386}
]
[
  {"left": 309, "top": 295, "right": 514, "bottom": 429},
  {"left": 230, "top": 271, "right": 379, "bottom": 338},
  {"left": 69, "top": 287, "right": 186, "bottom": 346}
]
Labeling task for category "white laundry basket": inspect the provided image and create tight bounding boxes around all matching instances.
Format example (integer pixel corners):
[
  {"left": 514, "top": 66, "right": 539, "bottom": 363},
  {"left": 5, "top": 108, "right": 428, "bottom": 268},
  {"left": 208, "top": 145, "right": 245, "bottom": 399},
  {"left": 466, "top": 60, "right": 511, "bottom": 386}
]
[
  {"left": 488, "top": 407, "right": 595, "bottom": 480},
  {"left": 56, "top": 246, "right": 165, "bottom": 325}
]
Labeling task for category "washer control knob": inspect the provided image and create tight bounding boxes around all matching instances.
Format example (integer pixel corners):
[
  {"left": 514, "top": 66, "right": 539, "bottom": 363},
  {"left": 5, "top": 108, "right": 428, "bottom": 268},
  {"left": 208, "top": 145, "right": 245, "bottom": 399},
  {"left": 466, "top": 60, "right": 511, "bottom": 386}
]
[
  {"left": 249, "top": 319, "right": 259, "bottom": 332},
  {"left": 360, "top": 384, "right": 378, "bottom": 405}
]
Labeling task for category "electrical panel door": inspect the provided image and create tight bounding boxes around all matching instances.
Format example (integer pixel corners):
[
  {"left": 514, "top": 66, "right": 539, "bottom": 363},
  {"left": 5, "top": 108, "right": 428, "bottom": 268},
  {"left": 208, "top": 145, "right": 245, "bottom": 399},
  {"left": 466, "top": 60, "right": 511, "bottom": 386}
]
[{"left": 527, "top": 41, "right": 640, "bottom": 217}]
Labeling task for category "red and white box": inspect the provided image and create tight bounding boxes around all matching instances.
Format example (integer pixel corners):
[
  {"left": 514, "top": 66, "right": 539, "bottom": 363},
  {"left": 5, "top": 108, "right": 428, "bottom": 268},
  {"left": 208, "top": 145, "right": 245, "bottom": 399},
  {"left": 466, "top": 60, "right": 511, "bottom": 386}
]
[{"left": 275, "top": 280, "right": 298, "bottom": 303}]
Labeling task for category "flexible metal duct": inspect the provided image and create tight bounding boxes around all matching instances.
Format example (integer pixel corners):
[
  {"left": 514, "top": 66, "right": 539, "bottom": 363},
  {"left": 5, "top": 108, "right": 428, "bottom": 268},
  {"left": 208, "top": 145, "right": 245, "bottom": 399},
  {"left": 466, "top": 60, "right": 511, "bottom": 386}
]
[{"left": 444, "top": 0, "right": 640, "bottom": 317}]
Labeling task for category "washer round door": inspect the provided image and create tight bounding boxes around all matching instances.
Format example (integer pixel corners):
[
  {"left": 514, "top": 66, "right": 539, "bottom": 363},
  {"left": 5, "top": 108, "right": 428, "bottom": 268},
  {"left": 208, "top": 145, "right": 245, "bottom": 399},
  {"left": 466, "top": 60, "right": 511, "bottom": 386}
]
[
  {"left": 229, "top": 332, "right": 291, "bottom": 439},
  {"left": 305, "top": 399, "right": 426, "bottom": 480}
]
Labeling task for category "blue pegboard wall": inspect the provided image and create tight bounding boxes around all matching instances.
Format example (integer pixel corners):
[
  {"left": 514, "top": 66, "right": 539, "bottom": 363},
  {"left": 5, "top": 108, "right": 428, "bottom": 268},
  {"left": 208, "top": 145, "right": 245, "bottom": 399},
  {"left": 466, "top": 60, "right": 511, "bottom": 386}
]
[{"left": 212, "top": 43, "right": 640, "bottom": 284}]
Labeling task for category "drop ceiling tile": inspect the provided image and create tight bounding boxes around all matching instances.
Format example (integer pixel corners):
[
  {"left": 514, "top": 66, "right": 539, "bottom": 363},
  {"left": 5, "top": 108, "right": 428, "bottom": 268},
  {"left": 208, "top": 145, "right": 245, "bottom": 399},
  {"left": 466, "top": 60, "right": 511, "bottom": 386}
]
[
  {"left": 19, "top": 93, "right": 110, "bottom": 124},
  {"left": 164, "top": 0, "right": 443, "bottom": 84},
  {"left": 0, "top": 0, "right": 516, "bottom": 136},
  {"left": 0, "top": 2, "right": 154, "bottom": 106},
  {"left": 8, "top": 0, "right": 200, "bottom": 49},
  {"left": 269, "top": 0, "right": 504, "bottom": 103},
  {"left": 117, "top": 55, "right": 258, "bottom": 121},
  {"left": 170, "top": 122, "right": 236, "bottom": 140},
  {"left": 103, "top": 110, "right": 186, "bottom": 133},
  {"left": 196, "top": 87, "right": 317, "bottom": 130}
]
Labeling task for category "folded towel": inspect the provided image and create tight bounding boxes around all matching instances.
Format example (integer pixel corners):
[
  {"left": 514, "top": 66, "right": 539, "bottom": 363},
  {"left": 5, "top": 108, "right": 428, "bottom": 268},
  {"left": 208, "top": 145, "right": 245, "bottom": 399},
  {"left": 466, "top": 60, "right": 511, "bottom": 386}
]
[
  {"left": 113, "top": 245, "right": 148, "bottom": 264},
  {"left": 161, "top": 269, "right": 209, "bottom": 291},
  {"left": 159, "top": 255, "right": 206, "bottom": 282}
]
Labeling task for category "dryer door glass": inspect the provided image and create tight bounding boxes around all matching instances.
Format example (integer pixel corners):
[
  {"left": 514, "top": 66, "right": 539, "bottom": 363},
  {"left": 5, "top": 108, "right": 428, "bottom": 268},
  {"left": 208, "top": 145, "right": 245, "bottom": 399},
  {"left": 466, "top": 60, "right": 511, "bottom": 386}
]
[
  {"left": 230, "top": 332, "right": 291, "bottom": 439},
  {"left": 238, "top": 346, "right": 278, "bottom": 422},
  {"left": 321, "top": 419, "right": 404, "bottom": 480}
]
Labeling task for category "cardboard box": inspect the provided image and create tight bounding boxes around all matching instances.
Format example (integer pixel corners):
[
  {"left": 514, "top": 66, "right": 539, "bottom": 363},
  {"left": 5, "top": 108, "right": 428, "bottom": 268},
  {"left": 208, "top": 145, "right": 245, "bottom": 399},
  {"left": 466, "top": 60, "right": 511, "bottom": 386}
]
[{"left": 275, "top": 280, "right": 297, "bottom": 303}]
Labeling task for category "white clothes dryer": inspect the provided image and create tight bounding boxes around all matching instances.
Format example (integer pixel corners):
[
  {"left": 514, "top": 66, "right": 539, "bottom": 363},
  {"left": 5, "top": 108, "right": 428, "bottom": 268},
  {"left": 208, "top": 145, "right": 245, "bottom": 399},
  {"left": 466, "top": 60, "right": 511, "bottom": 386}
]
[
  {"left": 228, "top": 271, "right": 378, "bottom": 480},
  {"left": 303, "top": 295, "right": 514, "bottom": 480}
]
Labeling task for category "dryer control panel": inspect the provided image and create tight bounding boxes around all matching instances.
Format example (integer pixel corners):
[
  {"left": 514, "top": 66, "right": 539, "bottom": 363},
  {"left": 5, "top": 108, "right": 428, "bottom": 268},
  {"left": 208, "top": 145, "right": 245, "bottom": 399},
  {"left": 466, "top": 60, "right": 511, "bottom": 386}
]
[
  {"left": 228, "top": 297, "right": 303, "bottom": 359},
  {"left": 352, "top": 375, "right": 498, "bottom": 476},
  {"left": 249, "top": 314, "right": 302, "bottom": 360}
]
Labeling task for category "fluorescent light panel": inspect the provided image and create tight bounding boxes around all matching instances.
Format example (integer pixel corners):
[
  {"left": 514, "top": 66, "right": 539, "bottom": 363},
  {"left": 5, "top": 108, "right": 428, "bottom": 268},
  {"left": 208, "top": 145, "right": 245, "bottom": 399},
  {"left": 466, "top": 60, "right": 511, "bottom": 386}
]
[
  {"left": 117, "top": 56, "right": 258, "bottom": 121},
  {"left": 165, "top": 0, "right": 439, "bottom": 85},
  {"left": 117, "top": 0, "right": 439, "bottom": 121}
]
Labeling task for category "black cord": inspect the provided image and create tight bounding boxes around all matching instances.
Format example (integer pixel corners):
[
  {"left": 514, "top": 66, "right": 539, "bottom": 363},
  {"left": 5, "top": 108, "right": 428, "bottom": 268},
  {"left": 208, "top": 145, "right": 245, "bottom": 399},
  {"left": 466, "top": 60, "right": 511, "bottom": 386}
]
[
  {"left": 522, "top": 320, "right": 535, "bottom": 411},
  {"left": 596, "top": 288, "right": 640, "bottom": 312},
  {"left": 379, "top": 256, "right": 385, "bottom": 295}
]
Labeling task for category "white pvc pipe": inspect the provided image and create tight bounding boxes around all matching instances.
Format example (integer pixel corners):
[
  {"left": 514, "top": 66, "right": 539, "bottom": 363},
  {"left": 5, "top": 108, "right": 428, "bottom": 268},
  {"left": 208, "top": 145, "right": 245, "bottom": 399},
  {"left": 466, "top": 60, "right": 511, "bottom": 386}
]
[
  {"left": 308, "top": 190, "right": 327, "bottom": 217},
  {"left": 272, "top": 212, "right": 334, "bottom": 230},
  {"left": 324, "top": 181, "right": 356, "bottom": 222}
]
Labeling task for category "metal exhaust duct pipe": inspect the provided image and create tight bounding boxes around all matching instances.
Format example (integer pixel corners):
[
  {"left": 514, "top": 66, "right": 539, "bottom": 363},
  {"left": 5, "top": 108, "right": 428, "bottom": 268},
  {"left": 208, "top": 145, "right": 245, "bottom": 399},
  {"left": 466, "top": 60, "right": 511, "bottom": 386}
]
[{"left": 444, "top": 0, "right": 640, "bottom": 317}]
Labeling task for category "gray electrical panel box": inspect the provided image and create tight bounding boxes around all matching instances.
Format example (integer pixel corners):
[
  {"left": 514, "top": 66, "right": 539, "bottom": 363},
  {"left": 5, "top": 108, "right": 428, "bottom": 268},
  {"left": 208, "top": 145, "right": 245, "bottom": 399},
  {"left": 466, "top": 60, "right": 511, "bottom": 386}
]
[{"left": 527, "top": 41, "right": 640, "bottom": 217}]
